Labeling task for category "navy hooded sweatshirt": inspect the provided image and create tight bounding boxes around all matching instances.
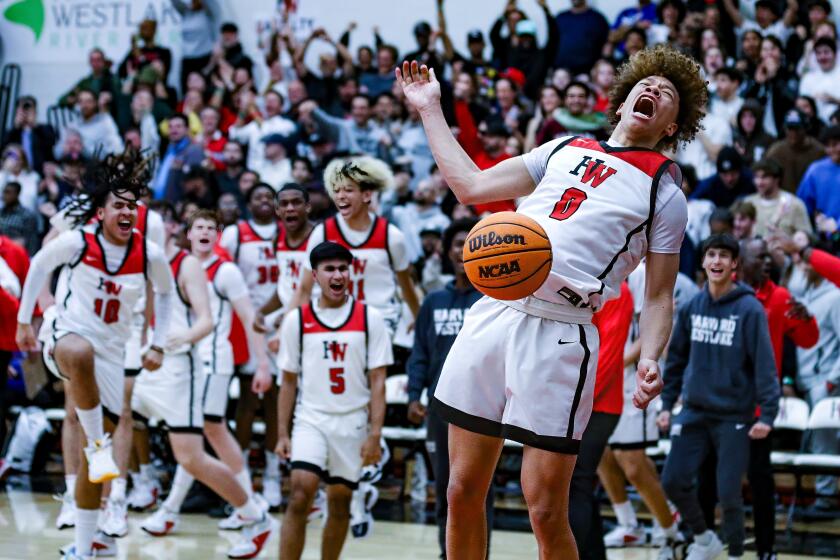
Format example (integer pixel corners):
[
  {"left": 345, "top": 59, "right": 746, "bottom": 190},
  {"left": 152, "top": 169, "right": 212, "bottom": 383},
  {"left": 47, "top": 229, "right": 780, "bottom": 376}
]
[{"left": 662, "top": 282, "right": 780, "bottom": 425}]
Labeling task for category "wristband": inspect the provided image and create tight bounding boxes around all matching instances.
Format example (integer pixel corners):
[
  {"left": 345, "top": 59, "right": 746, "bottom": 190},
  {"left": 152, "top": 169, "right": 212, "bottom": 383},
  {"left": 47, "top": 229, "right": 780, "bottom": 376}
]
[{"left": 149, "top": 345, "right": 164, "bottom": 354}]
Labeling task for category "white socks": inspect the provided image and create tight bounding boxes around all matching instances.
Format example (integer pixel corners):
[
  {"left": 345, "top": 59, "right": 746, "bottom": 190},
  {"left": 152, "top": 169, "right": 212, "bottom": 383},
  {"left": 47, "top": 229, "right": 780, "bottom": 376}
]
[
  {"left": 75, "top": 406, "right": 104, "bottom": 447},
  {"left": 75, "top": 508, "right": 99, "bottom": 555},
  {"left": 110, "top": 478, "right": 127, "bottom": 501},
  {"left": 613, "top": 501, "right": 638, "bottom": 528},
  {"left": 162, "top": 465, "right": 195, "bottom": 513},
  {"left": 264, "top": 450, "right": 280, "bottom": 478},
  {"left": 236, "top": 497, "right": 262, "bottom": 521},
  {"left": 235, "top": 468, "right": 254, "bottom": 498},
  {"left": 65, "top": 474, "right": 77, "bottom": 496}
]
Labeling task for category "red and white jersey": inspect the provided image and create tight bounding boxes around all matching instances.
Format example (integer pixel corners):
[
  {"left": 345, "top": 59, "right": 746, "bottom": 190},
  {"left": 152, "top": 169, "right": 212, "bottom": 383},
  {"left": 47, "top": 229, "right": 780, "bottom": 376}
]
[
  {"left": 167, "top": 250, "right": 194, "bottom": 355},
  {"left": 516, "top": 136, "right": 687, "bottom": 319},
  {"left": 220, "top": 220, "right": 279, "bottom": 309},
  {"left": 56, "top": 227, "right": 148, "bottom": 355},
  {"left": 275, "top": 227, "right": 311, "bottom": 311},
  {"left": 197, "top": 256, "right": 248, "bottom": 374},
  {"left": 278, "top": 297, "right": 393, "bottom": 415}
]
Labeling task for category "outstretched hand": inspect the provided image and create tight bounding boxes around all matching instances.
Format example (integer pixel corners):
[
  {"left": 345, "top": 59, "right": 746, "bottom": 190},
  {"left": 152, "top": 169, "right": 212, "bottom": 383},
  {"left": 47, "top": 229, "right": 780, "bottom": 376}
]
[{"left": 395, "top": 61, "right": 441, "bottom": 114}]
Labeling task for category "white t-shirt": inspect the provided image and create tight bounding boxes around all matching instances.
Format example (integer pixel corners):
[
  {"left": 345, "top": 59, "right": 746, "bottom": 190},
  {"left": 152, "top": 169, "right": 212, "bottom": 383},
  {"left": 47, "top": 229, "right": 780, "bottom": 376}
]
[
  {"left": 799, "top": 64, "right": 840, "bottom": 123},
  {"left": 738, "top": 19, "right": 792, "bottom": 43},
  {"left": 675, "top": 113, "right": 733, "bottom": 181}
]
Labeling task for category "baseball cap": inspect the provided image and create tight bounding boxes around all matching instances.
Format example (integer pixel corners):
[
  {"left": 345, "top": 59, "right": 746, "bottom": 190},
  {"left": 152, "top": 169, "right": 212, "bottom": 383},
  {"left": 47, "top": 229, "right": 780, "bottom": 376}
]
[
  {"left": 515, "top": 20, "right": 537, "bottom": 36},
  {"left": 262, "top": 132, "right": 289, "bottom": 145},
  {"left": 716, "top": 147, "right": 742, "bottom": 173},
  {"left": 783, "top": 109, "right": 806, "bottom": 129},
  {"left": 500, "top": 67, "right": 526, "bottom": 89},
  {"left": 467, "top": 29, "right": 484, "bottom": 43},
  {"left": 414, "top": 21, "right": 432, "bottom": 36},
  {"left": 307, "top": 132, "right": 329, "bottom": 146}
]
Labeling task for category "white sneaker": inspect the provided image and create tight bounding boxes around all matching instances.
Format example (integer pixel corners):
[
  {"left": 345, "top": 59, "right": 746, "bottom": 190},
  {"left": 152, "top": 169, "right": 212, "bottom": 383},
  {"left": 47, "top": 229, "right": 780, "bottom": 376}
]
[
  {"left": 686, "top": 533, "right": 724, "bottom": 560},
  {"left": 127, "top": 477, "right": 160, "bottom": 511},
  {"left": 254, "top": 492, "right": 270, "bottom": 514},
  {"left": 100, "top": 497, "right": 128, "bottom": 538},
  {"left": 60, "top": 532, "right": 117, "bottom": 558},
  {"left": 604, "top": 524, "right": 646, "bottom": 548},
  {"left": 261, "top": 475, "right": 282, "bottom": 509},
  {"left": 55, "top": 492, "right": 76, "bottom": 530},
  {"left": 226, "top": 514, "right": 273, "bottom": 559},
  {"left": 59, "top": 545, "right": 92, "bottom": 560},
  {"left": 652, "top": 523, "right": 684, "bottom": 547},
  {"left": 350, "top": 484, "right": 378, "bottom": 539},
  {"left": 141, "top": 506, "right": 179, "bottom": 537},
  {"left": 219, "top": 509, "right": 247, "bottom": 531},
  {"left": 307, "top": 488, "right": 327, "bottom": 523},
  {"left": 83, "top": 434, "right": 119, "bottom": 484}
]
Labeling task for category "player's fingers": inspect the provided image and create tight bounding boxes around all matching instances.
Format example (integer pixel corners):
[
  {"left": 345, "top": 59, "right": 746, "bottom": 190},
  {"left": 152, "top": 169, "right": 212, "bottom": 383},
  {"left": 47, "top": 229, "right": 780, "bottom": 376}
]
[
  {"left": 429, "top": 67, "right": 437, "bottom": 83},
  {"left": 420, "top": 64, "right": 430, "bottom": 82},
  {"left": 410, "top": 60, "right": 421, "bottom": 82}
]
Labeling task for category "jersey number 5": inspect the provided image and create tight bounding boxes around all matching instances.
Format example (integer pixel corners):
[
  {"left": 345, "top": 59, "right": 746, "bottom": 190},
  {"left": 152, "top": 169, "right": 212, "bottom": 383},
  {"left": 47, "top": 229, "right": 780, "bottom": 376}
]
[
  {"left": 329, "top": 367, "right": 346, "bottom": 394},
  {"left": 549, "top": 187, "right": 588, "bottom": 221},
  {"left": 94, "top": 298, "right": 120, "bottom": 324}
]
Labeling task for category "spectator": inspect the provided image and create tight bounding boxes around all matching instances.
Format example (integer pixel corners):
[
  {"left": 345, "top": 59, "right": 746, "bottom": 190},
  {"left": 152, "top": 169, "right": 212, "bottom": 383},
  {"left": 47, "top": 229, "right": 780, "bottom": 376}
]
[
  {"left": 489, "top": 1, "right": 526, "bottom": 67},
  {"left": 495, "top": 1, "right": 558, "bottom": 99},
  {"left": 491, "top": 76, "right": 527, "bottom": 134},
  {"left": 390, "top": 178, "right": 451, "bottom": 262},
  {"left": 680, "top": 164, "right": 715, "bottom": 249},
  {"left": 692, "top": 148, "right": 755, "bottom": 208},
  {"left": 228, "top": 89, "right": 297, "bottom": 170},
  {"left": 152, "top": 113, "right": 205, "bottom": 201},
  {"left": 735, "top": 28, "right": 763, "bottom": 78},
  {"left": 710, "top": 67, "right": 744, "bottom": 126},
  {"left": 393, "top": 105, "right": 434, "bottom": 187},
  {"left": 722, "top": 0, "right": 797, "bottom": 42},
  {"left": 214, "top": 140, "right": 246, "bottom": 199},
  {"left": 590, "top": 59, "right": 616, "bottom": 114},
  {"left": 403, "top": 21, "right": 445, "bottom": 76},
  {"left": 710, "top": 206, "right": 735, "bottom": 235},
  {"left": 647, "top": 0, "right": 686, "bottom": 47},
  {"left": 58, "top": 89, "right": 124, "bottom": 157},
  {"left": 253, "top": 133, "right": 293, "bottom": 191},
  {"left": 0, "top": 144, "right": 40, "bottom": 213},
  {"left": 525, "top": 85, "right": 563, "bottom": 151},
  {"left": 797, "top": 125, "right": 840, "bottom": 222},
  {"left": 170, "top": 0, "right": 220, "bottom": 93},
  {"left": 611, "top": 26, "right": 649, "bottom": 65},
  {"left": 117, "top": 89, "right": 161, "bottom": 154},
  {"left": 59, "top": 48, "right": 120, "bottom": 108},
  {"left": 795, "top": 94, "right": 826, "bottom": 138},
  {"left": 795, "top": 18, "right": 837, "bottom": 77},
  {"left": 553, "top": 81, "right": 608, "bottom": 139},
  {"left": 798, "top": 37, "right": 840, "bottom": 123},
  {"left": 217, "top": 191, "right": 240, "bottom": 227},
  {"left": 118, "top": 19, "right": 173, "bottom": 81},
  {"left": 766, "top": 109, "right": 826, "bottom": 192},
  {"left": 293, "top": 28, "right": 353, "bottom": 109},
  {"left": 0, "top": 182, "right": 39, "bottom": 254},
  {"left": 181, "top": 166, "right": 217, "bottom": 209},
  {"left": 731, "top": 200, "right": 757, "bottom": 240},
  {"left": 360, "top": 44, "right": 398, "bottom": 97},
  {"left": 794, "top": 256, "right": 840, "bottom": 515},
  {"left": 216, "top": 21, "right": 254, "bottom": 74},
  {"left": 744, "top": 158, "right": 813, "bottom": 236},
  {"left": 290, "top": 155, "right": 314, "bottom": 186},
  {"left": 676, "top": 104, "right": 733, "bottom": 181},
  {"left": 196, "top": 106, "right": 226, "bottom": 170},
  {"left": 733, "top": 100, "right": 776, "bottom": 166},
  {"left": 744, "top": 35, "right": 798, "bottom": 137},
  {"left": 300, "top": 95, "right": 390, "bottom": 160},
  {"left": 609, "top": 0, "right": 658, "bottom": 59},
  {"left": 3, "top": 96, "right": 56, "bottom": 176},
  {"left": 444, "top": 28, "right": 493, "bottom": 79},
  {"left": 768, "top": 228, "right": 840, "bottom": 290}
]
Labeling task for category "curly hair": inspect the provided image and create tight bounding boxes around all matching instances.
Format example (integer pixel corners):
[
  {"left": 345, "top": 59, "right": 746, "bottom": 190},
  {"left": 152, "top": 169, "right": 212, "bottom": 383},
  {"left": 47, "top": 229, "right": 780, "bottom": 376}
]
[
  {"left": 607, "top": 45, "right": 708, "bottom": 151},
  {"left": 65, "top": 148, "right": 153, "bottom": 228},
  {"left": 323, "top": 155, "right": 394, "bottom": 200}
]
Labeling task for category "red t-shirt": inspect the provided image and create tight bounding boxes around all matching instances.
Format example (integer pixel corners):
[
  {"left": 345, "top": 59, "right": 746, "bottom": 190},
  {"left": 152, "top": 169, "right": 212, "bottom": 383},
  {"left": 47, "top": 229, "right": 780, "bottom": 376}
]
[
  {"left": 0, "top": 236, "right": 30, "bottom": 351},
  {"left": 592, "top": 282, "right": 634, "bottom": 415}
]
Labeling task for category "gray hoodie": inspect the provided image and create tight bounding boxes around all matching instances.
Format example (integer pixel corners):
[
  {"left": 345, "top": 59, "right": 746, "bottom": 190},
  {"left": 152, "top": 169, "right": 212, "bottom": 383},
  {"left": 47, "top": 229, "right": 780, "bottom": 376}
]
[
  {"left": 663, "top": 283, "right": 780, "bottom": 425},
  {"left": 796, "top": 278, "right": 840, "bottom": 392}
]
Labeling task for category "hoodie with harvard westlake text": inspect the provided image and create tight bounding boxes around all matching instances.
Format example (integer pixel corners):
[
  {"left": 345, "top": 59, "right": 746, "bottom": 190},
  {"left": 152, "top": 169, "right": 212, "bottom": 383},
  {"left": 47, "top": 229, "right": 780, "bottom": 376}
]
[{"left": 662, "top": 283, "right": 780, "bottom": 425}]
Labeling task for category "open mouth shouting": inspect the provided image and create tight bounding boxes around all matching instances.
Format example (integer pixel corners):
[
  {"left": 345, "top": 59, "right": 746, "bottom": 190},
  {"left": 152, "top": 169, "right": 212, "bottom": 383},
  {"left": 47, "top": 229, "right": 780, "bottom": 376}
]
[
  {"left": 117, "top": 218, "right": 133, "bottom": 235},
  {"left": 707, "top": 265, "right": 726, "bottom": 279},
  {"left": 632, "top": 94, "right": 657, "bottom": 120},
  {"left": 327, "top": 278, "right": 346, "bottom": 297},
  {"left": 336, "top": 202, "right": 352, "bottom": 216}
]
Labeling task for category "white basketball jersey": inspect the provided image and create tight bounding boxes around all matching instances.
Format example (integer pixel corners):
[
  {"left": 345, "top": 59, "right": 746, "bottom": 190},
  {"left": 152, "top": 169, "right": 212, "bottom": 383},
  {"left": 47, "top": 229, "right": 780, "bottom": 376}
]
[
  {"left": 167, "top": 250, "right": 194, "bottom": 356},
  {"left": 297, "top": 299, "right": 371, "bottom": 415},
  {"left": 57, "top": 227, "right": 147, "bottom": 355},
  {"left": 517, "top": 137, "right": 682, "bottom": 313},
  {"left": 275, "top": 227, "right": 311, "bottom": 311},
  {"left": 232, "top": 220, "right": 279, "bottom": 309},
  {"left": 323, "top": 216, "right": 399, "bottom": 325},
  {"left": 197, "top": 257, "right": 234, "bottom": 374}
]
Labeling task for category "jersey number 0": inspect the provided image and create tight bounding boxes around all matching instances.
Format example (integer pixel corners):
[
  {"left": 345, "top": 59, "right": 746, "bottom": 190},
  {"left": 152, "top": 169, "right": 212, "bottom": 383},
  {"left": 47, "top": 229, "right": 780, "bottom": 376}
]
[{"left": 549, "top": 187, "right": 588, "bottom": 221}]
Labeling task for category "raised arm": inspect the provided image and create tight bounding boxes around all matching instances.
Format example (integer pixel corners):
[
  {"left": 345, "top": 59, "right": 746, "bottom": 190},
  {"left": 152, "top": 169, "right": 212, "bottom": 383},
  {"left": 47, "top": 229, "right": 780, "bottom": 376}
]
[
  {"left": 397, "top": 61, "right": 535, "bottom": 204},
  {"left": 720, "top": 0, "right": 745, "bottom": 27}
]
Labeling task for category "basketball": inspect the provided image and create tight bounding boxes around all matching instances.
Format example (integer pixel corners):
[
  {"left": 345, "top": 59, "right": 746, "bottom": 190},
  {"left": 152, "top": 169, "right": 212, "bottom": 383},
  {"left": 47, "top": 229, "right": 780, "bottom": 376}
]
[{"left": 463, "top": 212, "right": 553, "bottom": 301}]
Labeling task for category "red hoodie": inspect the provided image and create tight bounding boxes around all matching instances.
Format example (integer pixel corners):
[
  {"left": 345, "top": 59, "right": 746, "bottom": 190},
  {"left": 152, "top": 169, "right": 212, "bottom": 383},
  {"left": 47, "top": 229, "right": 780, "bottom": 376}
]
[
  {"left": 592, "top": 282, "right": 634, "bottom": 415},
  {"left": 753, "top": 279, "right": 819, "bottom": 377}
]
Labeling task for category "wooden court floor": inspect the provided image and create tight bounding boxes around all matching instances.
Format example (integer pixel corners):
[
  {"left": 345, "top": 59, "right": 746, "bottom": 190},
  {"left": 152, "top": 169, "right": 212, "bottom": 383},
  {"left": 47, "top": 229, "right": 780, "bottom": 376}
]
[{"left": 0, "top": 491, "right": 827, "bottom": 559}]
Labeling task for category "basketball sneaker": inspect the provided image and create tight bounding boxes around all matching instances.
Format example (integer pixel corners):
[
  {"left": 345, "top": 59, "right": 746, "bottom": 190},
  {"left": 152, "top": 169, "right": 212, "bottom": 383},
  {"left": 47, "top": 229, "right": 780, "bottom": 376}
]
[
  {"left": 307, "top": 488, "right": 327, "bottom": 523},
  {"left": 127, "top": 474, "right": 160, "bottom": 511},
  {"left": 83, "top": 434, "right": 119, "bottom": 484},
  {"left": 226, "top": 514, "right": 273, "bottom": 559},
  {"left": 603, "top": 524, "right": 646, "bottom": 547},
  {"left": 100, "top": 497, "right": 128, "bottom": 538},
  {"left": 55, "top": 491, "right": 76, "bottom": 530},
  {"left": 350, "top": 483, "right": 379, "bottom": 539},
  {"left": 219, "top": 494, "right": 269, "bottom": 530},
  {"left": 657, "top": 537, "right": 689, "bottom": 560},
  {"left": 59, "top": 545, "right": 92, "bottom": 560},
  {"left": 141, "top": 505, "right": 179, "bottom": 537},
  {"left": 685, "top": 532, "right": 724, "bottom": 560},
  {"left": 261, "top": 474, "right": 282, "bottom": 510},
  {"left": 60, "top": 532, "right": 117, "bottom": 558}
]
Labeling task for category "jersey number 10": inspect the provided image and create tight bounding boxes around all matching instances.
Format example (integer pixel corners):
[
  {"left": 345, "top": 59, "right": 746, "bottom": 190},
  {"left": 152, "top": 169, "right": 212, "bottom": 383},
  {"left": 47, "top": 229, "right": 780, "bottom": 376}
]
[{"left": 94, "top": 298, "right": 121, "bottom": 324}]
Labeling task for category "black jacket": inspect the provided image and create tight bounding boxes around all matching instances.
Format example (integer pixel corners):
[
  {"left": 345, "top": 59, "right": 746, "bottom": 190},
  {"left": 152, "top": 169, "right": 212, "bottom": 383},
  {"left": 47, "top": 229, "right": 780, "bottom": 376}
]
[{"left": 3, "top": 124, "right": 57, "bottom": 175}]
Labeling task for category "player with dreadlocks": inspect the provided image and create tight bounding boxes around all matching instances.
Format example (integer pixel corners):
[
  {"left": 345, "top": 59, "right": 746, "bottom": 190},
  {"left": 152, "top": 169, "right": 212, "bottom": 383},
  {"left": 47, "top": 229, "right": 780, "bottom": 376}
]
[{"left": 15, "top": 150, "right": 175, "bottom": 560}]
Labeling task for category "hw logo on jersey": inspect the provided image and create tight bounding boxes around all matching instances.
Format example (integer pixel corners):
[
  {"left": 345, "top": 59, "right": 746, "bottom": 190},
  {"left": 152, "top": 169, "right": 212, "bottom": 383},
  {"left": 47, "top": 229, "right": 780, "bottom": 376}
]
[
  {"left": 352, "top": 258, "right": 367, "bottom": 276},
  {"left": 569, "top": 156, "right": 617, "bottom": 187},
  {"left": 323, "top": 340, "right": 348, "bottom": 362},
  {"left": 97, "top": 277, "right": 122, "bottom": 296}
]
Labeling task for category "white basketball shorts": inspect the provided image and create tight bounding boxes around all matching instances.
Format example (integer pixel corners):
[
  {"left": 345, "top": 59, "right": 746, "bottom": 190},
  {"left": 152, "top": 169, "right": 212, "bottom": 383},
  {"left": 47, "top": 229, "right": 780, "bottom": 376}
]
[
  {"left": 122, "top": 316, "right": 145, "bottom": 376},
  {"left": 432, "top": 297, "right": 599, "bottom": 454},
  {"left": 608, "top": 366, "right": 660, "bottom": 449},
  {"left": 202, "top": 369, "right": 233, "bottom": 422},
  {"left": 290, "top": 407, "right": 369, "bottom": 489},
  {"left": 132, "top": 350, "right": 204, "bottom": 433}
]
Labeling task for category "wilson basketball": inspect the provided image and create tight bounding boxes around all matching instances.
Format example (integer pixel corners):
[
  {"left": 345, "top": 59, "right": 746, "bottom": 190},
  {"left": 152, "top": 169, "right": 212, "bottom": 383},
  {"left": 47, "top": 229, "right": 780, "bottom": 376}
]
[{"left": 463, "top": 212, "right": 552, "bottom": 301}]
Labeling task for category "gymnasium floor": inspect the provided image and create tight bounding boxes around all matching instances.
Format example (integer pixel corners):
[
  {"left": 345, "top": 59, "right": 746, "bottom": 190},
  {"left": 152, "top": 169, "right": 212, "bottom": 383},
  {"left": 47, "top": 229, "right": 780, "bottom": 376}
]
[{"left": 0, "top": 483, "right": 835, "bottom": 559}]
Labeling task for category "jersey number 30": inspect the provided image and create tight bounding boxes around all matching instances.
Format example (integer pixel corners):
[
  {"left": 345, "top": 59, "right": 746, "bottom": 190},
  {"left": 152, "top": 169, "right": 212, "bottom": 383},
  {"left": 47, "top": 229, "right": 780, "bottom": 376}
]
[
  {"left": 329, "top": 367, "right": 345, "bottom": 394},
  {"left": 549, "top": 187, "right": 587, "bottom": 221},
  {"left": 94, "top": 298, "right": 120, "bottom": 324}
]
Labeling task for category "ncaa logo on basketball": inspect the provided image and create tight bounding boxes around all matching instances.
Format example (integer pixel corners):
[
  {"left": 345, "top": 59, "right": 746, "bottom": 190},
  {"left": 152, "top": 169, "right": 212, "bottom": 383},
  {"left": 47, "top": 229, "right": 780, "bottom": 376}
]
[
  {"left": 478, "top": 259, "right": 521, "bottom": 279},
  {"left": 468, "top": 231, "right": 526, "bottom": 252}
]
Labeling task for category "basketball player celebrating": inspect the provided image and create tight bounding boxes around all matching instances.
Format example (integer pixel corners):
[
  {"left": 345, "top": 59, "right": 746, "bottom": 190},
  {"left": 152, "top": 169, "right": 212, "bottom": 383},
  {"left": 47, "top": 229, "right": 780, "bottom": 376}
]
[
  {"left": 398, "top": 45, "right": 707, "bottom": 559},
  {"left": 151, "top": 210, "right": 273, "bottom": 532},
  {"left": 15, "top": 152, "right": 175, "bottom": 560},
  {"left": 219, "top": 183, "right": 283, "bottom": 505},
  {"left": 133, "top": 210, "right": 272, "bottom": 559},
  {"left": 275, "top": 241, "right": 391, "bottom": 560}
]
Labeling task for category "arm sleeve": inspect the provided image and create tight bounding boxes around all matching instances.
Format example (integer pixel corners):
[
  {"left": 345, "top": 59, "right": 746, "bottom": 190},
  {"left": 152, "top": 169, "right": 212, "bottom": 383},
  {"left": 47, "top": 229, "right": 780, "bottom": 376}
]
[
  {"left": 406, "top": 298, "right": 433, "bottom": 402},
  {"left": 661, "top": 303, "right": 691, "bottom": 411},
  {"left": 746, "top": 305, "right": 781, "bottom": 424},
  {"left": 146, "top": 242, "right": 174, "bottom": 348},
  {"left": 810, "top": 249, "right": 840, "bottom": 289},
  {"left": 17, "top": 232, "right": 83, "bottom": 323},
  {"left": 366, "top": 307, "right": 394, "bottom": 370},
  {"left": 521, "top": 137, "right": 573, "bottom": 185},
  {"left": 216, "top": 263, "right": 249, "bottom": 301},
  {"left": 277, "top": 309, "right": 302, "bottom": 374},
  {"left": 387, "top": 224, "right": 410, "bottom": 272},
  {"left": 648, "top": 178, "right": 688, "bottom": 254}
]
